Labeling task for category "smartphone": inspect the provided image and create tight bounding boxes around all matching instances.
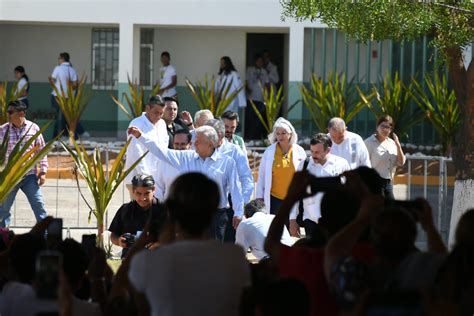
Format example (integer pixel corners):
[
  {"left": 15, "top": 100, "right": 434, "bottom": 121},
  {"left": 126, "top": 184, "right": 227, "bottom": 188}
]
[
  {"left": 46, "top": 218, "right": 63, "bottom": 249},
  {"left": 81, "top": 234, "right": 97, "bottom": 258},
  {"left": 35, "top": 250, "right": 62, "bottom": 300},
  {"left": 384, "top": 199, "right": 423, "bottom": 221}
]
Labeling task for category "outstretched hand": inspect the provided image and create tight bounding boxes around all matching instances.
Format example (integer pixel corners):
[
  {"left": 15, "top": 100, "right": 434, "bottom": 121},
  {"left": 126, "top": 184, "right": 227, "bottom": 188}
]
[{"left": 181, "top": 111, "right": 193, "bottom": 126}]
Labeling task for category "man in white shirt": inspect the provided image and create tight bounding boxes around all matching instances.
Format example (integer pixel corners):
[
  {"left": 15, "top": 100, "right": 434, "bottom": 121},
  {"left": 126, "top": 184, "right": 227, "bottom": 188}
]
[
  {"left": 327, "top": 117, "right": 371, "bottom": 169},
  {"left": 49, "top": 52, "right": 88, "bottom": 139},
  {"left": 158, "top": 51, "right": 177, "bottom": 98},
  {"left": 124, "top": 95, "right": 169, "bottom": 197},
  {"left": 263, "top": 50, "right": 279, "bottom": 86},
  {"left": 289, "top": 133, "right": 350, "bottom": 238},
  {"left": 155, "top": 129, "right": 192, "bottom": 200},
  {"left": 236, "top": 199, "right": 293, "bottom": 261}
]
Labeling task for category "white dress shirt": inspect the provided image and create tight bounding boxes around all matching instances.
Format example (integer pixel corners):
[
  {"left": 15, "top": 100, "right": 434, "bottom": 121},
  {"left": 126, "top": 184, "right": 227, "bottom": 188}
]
[
  {"left": 216, "top": 71, "right": 246, "bottom": 112},
  {"left": 51, "top": 62, "right": 78, "bottom": 97},
  {"left": 246, "top": 66, "right": 269, "bottom": 102},
  {"left": 364, "top": 134, "right": 405, "bottom": 179},
  {"left": 124, "top": 114, "right": 169, "bottom": 185},
  {"left": 138, "top": 134, "right": 245, "bottom": 217},
  {"left": 217, "top": 140, "right": 254, "bottom": 203},
  {"left": 159, "top": 65, "right": 177, "bottom": 97},
  {"left": 155, "top": 159, "right": 183, "bottom": 200},
  {"left": 266, "top": 61, "right": 279, "bottom": 85},
  {"left": 290, "top": 154, "right": 350, "bottom": 222},
  {"left": 329, "top": 131, "right": 371, "bottom": 169},
  {"left": 236, "top": 212, "right": 294, "bottom": 260}
]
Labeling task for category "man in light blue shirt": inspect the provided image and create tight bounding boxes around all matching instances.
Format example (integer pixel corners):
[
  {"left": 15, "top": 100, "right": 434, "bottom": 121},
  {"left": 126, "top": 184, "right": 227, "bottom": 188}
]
[{"left": 128, "top": 125, "right": 243, "bottom": 241}]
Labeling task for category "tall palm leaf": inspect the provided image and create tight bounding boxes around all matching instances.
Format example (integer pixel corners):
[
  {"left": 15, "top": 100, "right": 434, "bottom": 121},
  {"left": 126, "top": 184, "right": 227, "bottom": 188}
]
[
  {"left": 111, "top": 76, "right": 161, "bottom": 119},
  {"left": 0, "top": 81, "right": 28, "bottom": 125},
  {"left": 50, "top": 75, "right": 91, "bottom": 143},
  {"left": 185, "top": 75, "right": 243, "bottom": 117},
  {"left": 0, "top": 122, "right": 59, "bottom": 203},
  {"left": 300, "top": 72, "right": 364, "bottom": 132},
  {"left": 358, "top": 72, "right": 423, "bottom": 140},
  {"left": 250, "top": 84, "right": 284, "bottom": 134},
  {"left": 61, "top": 138, "right": 146, "bottom": 248},
  {"left": 413, "top": 74, "right": 461, "bottom": 156}
]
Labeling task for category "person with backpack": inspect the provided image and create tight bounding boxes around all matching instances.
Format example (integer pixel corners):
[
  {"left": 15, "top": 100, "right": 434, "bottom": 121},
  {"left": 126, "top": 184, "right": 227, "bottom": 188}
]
[
  {"left": 14, "top": 66, "right": 30, "bottom": 108},
  {"left": 289, "top": 133, "right": 350, "bottom": 238}
]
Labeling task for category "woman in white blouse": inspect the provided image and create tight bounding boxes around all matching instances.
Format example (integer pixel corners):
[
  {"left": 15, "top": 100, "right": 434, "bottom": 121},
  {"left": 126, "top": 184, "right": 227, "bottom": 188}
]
[
  {"left": 364, "top": 115, "right": 406, "bottom": 199},
  {"left": 256, "top": 117, "right": 306, "bottom": 214},
  {"left": 14, "top": 66, "right": 29, "bottom": 108},
  {"left": 216, "top": 56, "right": 246, "bottom": 113}
]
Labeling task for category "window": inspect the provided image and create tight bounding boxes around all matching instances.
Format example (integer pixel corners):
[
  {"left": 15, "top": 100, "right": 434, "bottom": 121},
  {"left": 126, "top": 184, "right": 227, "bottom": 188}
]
[
  {"left": 92, "top": 28, "right": 119, "bottom": 90},
  {"left": 140, "top": 29, "right": 154, "bottom": 89}
]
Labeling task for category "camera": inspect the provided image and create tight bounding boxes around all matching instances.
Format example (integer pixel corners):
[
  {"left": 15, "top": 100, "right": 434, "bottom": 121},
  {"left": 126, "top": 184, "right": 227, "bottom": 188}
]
[
  {"left": 309, "top": 175, "right": 345, "bottom": 195},
  {"left": 121, "top": 233, "right": 136, "bottom": 247},
  {"left": 384, "top": 199, "right": 423, "bottom": 220}
]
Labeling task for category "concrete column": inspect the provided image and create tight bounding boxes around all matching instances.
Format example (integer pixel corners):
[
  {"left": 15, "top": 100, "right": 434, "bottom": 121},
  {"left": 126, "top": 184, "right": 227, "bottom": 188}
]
[
  {"left": 287, "top": 26, "right": 305, "bottom": 127},
  {"left": 117, "top": 22, "right": 140, "bottom": 137}
]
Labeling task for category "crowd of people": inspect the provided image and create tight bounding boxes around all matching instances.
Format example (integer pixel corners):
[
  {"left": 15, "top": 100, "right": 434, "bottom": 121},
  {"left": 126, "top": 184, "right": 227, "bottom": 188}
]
[{"left": 1, "top": 51, "right": 473, "bottom": 315}]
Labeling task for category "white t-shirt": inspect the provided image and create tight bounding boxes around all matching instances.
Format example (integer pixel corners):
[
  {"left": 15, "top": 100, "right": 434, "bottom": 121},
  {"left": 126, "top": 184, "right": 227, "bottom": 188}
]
[
  {"left": 236, "top": 212, "right": 294, "bottom": 260},
  {"left": 364, "top": 134, "right": 404, "bottom": 179},
  {"left": 129, "top": 240, "right": 251, "bottom": 316},
  {"left": 16, "top": 77, "right": 28, "bottom": 100},
  {"left": 51, "top": 62, "right": 78, "bottom": 97},
  {"left": 329, "top": 131, "right": 371, "bottom": 170},
  {"left": 159, "top": 65, "right": 177, "bottom": 97},
  {"left": 290, "top": 154, "right": 350, "bottom": 222},
  {"left": 124, "top": 113, "right": 169, "bottom": 185}
]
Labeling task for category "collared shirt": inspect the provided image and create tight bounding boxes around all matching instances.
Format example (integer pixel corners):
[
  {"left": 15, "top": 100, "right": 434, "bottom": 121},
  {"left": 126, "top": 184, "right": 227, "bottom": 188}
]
[
  {"left": 0, "top": 120, "right": 48, "bottom": 177},
  {"left": 166, "top": 121, "right": 187, "bottom": 149},
  {"left": 364, "top": 134, "right": 405, "bottom": 179},
  {"left": 230, "top": 134, "right": 246, "bottom": 155},
  {"left": 328, "top": 131, "right": 371, "bottom": 170},
  {"left": 217, "top": 140, "right": 254, "bottom": 203},
  {"left": 159, "top": 65, "right": 177, "bottom": 97},
  {"left": 155, "top": 160, "right": 181, "bottom": 201},
  {"left": 138, "top": 134, "right": 244, "bottom": 217},
  {"left": 246, "top": 66, "right": 270, "bottom": 102},
  {"left": 266, "top": 61, "right": 279, "bottom": 85},
  {"left": 124, "top": 114, "right": 169, "bottom": 185},
  {"left": 236, "top": 212, "right": 294, "bottom": 261},
  {"left": 51, "top": 62, "right": 78, "bottom": 97},
  {"left": 290, "top": 154, "right": 350, "bottom": 222}
]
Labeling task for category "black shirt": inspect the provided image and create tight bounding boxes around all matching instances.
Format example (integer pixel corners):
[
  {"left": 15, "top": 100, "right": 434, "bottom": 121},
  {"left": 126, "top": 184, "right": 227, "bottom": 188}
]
[{"left": 108, "top": 198, "right": 166, "bottom": 255}]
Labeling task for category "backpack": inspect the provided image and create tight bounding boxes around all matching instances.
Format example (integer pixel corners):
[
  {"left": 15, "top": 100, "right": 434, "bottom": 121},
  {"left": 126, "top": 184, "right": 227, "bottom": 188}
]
[{"left": 296, "top": 157, "right": 310, "bottom": 227}]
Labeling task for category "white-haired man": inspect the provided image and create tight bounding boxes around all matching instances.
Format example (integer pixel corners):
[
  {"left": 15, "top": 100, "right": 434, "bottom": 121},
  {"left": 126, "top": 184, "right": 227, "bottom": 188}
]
[
  {"left": 128, "top": 125, "right": 244, "bottom": 241},
  {"left": 327, "top": 117, "right": 371, "bottom": 169}
]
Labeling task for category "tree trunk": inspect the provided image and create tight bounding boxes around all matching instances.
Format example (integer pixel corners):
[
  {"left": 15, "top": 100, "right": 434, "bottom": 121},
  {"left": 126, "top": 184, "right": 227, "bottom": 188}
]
[{"left": 447, "top": 49, "right": 474, "bottom": 247}]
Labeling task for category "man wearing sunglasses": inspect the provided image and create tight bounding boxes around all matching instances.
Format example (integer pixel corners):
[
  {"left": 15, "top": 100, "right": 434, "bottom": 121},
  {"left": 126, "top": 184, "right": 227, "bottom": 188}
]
[{"left": 0, "top": 101, "right": 48, "bottom": 227}]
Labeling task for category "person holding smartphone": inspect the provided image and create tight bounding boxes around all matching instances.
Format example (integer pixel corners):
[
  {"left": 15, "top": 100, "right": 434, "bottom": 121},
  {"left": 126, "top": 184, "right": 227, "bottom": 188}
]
[
  {"left": 364, "top": 115, "right": 406, "bottom": 199},
  {"left": 108, "top": 174, "right": 166, "bottom": 258}
]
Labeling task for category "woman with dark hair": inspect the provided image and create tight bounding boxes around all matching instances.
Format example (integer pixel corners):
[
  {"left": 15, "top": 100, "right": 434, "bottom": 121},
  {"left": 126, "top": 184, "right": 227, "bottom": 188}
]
[
  {"left": 216, "top": 56, "right": 246, "bottom": 112},
  {"left": 364, "top": 115, "right": 406, "bottom": 199},
  {"left": 14, "top": 66, "right": 29, "bottom": 108}
]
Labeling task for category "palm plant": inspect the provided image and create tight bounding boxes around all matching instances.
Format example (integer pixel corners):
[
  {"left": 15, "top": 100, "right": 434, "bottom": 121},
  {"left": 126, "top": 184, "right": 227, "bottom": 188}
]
[
  {"left": 413, "top": 74, "right": 461, "bottom": 156},
  {"left": 250, "top": 84, "right": 284, "bottom": 134},
  {"left": 300, "top": 72, "right": 364, "bottom": 132},
  {"left": 357, "top": 72, "right": 424, "bottom": 140},
  {"left": 111, "top": 76, "right": 161, "bottom": 119},
  {"left": 50, "top": 75, "right": 90, "bottom": 143},
  {"left": 0, "top": 81, "right": 27, "bottom": 125},
  {"left": 0, "top": 122, "right": 58, "bottom": 203},
  {"left": 185, "top": 75, "right": 243, "bottom": 117},
  {"left": 61, "top": 138, "right": 146, "bottom": 248}
]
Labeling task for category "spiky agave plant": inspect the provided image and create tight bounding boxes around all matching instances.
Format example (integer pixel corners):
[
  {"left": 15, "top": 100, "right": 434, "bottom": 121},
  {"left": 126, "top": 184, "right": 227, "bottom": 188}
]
[
  {"left": 300, "top": 72, "right": 364, "bottom": 132},
  {"left": 61, "top": 138, "right": 146, "bottom": 248},
  {"left": 0, "top": 122, "right": 58, "bottom": 204},
  {"left": 50, "top": 75, "right": 91, "bottom": 143},
  {"left": 185, "top": 75, "right": 243, "bottom": 117},
  {"left": 111, "top": 75, "right": 161, "bottom": 119}
]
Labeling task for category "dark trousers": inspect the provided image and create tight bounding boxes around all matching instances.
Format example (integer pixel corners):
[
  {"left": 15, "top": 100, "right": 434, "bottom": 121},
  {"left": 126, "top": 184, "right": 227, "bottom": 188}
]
[
  {"left": 270, "top": 195, "right": 283, "bottom": 215},
  {"left": 224, "top": 209, "right": 236, "bottom": 242},
  {"left": 382, "top": 179, "right": 395, "bottom": 200},
  {"left": 245, "top": 100, "right": 266, "bottom": 140},
  {"left": 51, "top": 95, "right": 85, "bottom": 138},
  {"left": 210, "top": 208, "right": 229, "bottom": 242}
]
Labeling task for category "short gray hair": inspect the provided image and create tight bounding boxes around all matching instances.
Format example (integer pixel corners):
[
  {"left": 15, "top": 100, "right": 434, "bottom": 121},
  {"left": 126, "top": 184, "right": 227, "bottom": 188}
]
[
  {"left": 268, "top": 117, "right": 298, "bottom": 145},
  {"left": 328, "top": 117, "right": 346, "bottom": 132},
  {"left": 194, "top": 110, "right": 214, "bottom": 127},
  {"left": 195, "top": 126, "right": 219, "bottom": 148},
  {"left": 204, "top": 118, "right": 225, "bottom": 141}
]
